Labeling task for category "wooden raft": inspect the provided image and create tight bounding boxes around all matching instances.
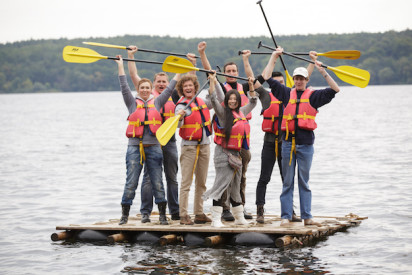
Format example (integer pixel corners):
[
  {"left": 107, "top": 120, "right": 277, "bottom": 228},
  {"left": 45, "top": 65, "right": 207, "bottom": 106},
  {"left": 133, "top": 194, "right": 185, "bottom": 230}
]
[{"left": 51, "top": 213, "right": 367, "bottom": 248}]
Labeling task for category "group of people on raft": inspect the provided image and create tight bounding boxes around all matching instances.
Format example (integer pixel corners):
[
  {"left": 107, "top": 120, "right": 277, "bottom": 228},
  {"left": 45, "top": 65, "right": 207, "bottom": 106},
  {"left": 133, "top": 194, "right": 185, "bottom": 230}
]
[{"left": 115, "top": 40, "right": 340, "bottom": 228}]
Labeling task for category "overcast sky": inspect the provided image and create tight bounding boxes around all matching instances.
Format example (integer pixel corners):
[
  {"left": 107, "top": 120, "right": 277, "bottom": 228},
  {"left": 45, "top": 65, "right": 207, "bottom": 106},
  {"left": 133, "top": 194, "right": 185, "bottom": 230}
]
[{"left": 0, "top": 0, "right": 411, "bottom": 44}]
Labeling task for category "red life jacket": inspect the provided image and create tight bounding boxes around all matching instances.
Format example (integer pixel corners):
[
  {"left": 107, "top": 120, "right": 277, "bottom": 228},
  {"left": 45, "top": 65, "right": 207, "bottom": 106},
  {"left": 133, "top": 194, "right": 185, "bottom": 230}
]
[
  {"left": 223, "top": 82, "right": 252, "bottom": 120},
  {"left": 213, "top": 110, "right": 250, "bottom": 151},
  {"left": 177, "top": 97, "right": 212, "bottom": 141},
  {"left": 126, "top": 98, "right": 162, "bottom": 138},
  {"left": 151, "top": 89, "right": 176, "bottom": 122},
  {"left": 281, "top": 88, "right": 318, "bottom": 137},
  {"left": 261, "top": 92, "right": 282, "bottom": 135},
  {"left": 281, "top": 88, "right": 318, "bottom": 165}
]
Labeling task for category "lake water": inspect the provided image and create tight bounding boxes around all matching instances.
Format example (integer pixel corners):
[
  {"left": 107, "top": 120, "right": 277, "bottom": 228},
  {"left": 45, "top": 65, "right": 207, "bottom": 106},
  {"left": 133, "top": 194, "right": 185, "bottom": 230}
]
[{"left": 0, "top": 85, "right": 411, "bottom": 274}]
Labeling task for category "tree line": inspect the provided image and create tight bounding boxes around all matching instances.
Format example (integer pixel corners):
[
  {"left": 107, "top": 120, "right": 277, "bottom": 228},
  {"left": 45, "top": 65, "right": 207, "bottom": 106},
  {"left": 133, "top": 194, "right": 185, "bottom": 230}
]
[{"left": 0, "top": 30, "right": 411, "bottom": 93}]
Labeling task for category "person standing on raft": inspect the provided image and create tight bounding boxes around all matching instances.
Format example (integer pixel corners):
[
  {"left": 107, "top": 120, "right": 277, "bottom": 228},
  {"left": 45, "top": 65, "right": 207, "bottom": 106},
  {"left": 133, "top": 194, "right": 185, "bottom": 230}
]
[
  {"left": 263, "top": 47, "right": 340, "bottom": 227},
  {"left": 203, "top": 73, "right": 263, "bottom": 227},
  {"left": 115, "top": 55, "right": 177, "bottom": 226}
]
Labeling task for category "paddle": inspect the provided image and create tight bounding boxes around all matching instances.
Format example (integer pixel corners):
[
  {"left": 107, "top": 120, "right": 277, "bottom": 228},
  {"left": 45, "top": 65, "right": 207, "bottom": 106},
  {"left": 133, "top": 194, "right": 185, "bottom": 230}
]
[
  {"left": 256, "top": 0, "right": 294, "bottom": 88},
  {"left": 238, "top": 50, "right": 361, "bottom": 60},
  {"left": 83, "top": 41, "right": 200, "bottom": 58},
  {"left": 162, "top": 56, "right": 249, "bottom": 81},
  {"left": 62, "top": 46, "right": 163, "bottom": 65},
  {"left": 258, "top": 42, "right": 370, "bottom": 88},
  {"left": 156, "top": 80, "right": 210, "bottom": 145}
]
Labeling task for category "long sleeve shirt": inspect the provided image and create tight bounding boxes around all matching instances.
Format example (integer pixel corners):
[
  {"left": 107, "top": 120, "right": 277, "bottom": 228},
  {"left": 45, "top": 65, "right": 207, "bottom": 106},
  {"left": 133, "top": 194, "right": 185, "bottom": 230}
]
[{"left": 266, "top": 78, "right": 337, "bottom": 145}]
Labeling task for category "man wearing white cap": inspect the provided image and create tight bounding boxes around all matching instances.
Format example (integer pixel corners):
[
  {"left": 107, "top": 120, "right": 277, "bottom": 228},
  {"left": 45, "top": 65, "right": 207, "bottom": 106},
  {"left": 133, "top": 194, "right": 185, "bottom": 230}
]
[{"left": 262, "top": 47, "right": 340, "bottom": 227}]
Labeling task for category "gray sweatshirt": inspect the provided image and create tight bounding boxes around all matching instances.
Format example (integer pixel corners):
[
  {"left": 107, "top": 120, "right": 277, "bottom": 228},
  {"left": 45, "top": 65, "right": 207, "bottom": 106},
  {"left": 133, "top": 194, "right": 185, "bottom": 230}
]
[{"left": 119, "top": 75, "right": 177, "bottom": 146}]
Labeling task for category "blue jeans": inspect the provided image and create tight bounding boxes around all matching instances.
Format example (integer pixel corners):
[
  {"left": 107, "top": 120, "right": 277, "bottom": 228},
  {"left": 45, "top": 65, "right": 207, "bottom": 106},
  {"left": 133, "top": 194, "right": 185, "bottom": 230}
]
[
  {"left": 255, "top": 139, "right": 283, "bottom": 205},
  {"left": 280, "top": 141, "right": 314, "bottom": 220},
  {"left": 121, "top": 145, "right": 166, "bottom": 206},
  {"left": 140, "top": 138, "right": 179, "bottom": 215}
]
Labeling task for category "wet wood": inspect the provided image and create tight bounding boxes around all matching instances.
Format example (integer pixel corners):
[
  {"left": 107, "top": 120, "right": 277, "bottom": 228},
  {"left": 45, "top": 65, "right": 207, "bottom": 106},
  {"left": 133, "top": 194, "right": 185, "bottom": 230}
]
[
  {"left": 107, "top": 233, "right": 126, "bottom": 244},
  {"left": 159, "top": 234, "right": 177, "bottom": 246},
  {"left": 275, "top": 235, "right": 293, "bottom": 247},
  {"left": 53, "top": 213, "right": 367, "bottom": 247},
  {"left": 205, "top": 235, "right": 224, "bottom": 246},
  {"left": 51, "top": 231, "right": 73, "bottom": 242}
]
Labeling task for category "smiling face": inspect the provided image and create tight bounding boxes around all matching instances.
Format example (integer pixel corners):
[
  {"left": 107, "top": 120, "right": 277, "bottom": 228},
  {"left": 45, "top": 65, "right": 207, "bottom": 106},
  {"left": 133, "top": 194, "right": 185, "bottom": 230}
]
[
  {"left": 138, "top": 80, "right": 152, "bottom": 101},
  {"left": 228, "top": 94, "right": 239, "bottom": 110},
  {"left": 293, "top": 75, "right": 308, "bottom": 91},
  {"left": 153, "top": 74, "right": 169, "bottom": 93},
  {"left": 224, "top": 63, "right": 239, "bottom": 83},
  {"left": 182, "top": 80, "right": 195, "bottom": 99}
]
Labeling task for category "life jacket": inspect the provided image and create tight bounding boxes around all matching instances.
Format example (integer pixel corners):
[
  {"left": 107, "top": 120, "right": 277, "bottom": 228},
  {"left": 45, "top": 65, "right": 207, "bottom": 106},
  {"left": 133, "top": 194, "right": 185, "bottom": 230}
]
[
  {"left": 223, "top": 82, "right": 252, "bottom": 120},
  {"left": 151, "top": 89, "right": 161, "bottom": 97},
  {"left": 213, "top": 110, "right": 250, "bottom": 151},
  {"left": 126, "top": 97, "right": 162, "bottom": 138},
  {"left": 261, "top": 91, "right": 282, "bottom": 156},
  {"left": 177, "top": 97, "right": 212, "bottom": 141},
  {"left": 281, "top": 88, "right": 318, "bottom": 165},
  {"left": 262, "top": 92, "right": 282, "bottom": 134}
]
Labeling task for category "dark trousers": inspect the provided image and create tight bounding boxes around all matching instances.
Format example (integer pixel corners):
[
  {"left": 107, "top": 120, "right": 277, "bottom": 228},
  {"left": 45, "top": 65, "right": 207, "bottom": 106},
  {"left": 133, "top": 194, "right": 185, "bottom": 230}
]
[{"left": 255, "top": 139, "right": 283, "bottom": 205}]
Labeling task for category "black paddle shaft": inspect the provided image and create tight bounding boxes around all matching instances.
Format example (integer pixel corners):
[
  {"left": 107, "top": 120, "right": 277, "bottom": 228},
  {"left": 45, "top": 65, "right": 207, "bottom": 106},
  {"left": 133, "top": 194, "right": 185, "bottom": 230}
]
[
  {"left": 107, "top": 56, "right": 163, "bottom": 65},
  {"left": 256, "top": 0, "right": 289, "bottom": 71},
  {"left": 125, "top": 47, "right": 199, "bottom": 59},
  {"left": 258, "top": 42, "right": 329, "bottom": 69}
]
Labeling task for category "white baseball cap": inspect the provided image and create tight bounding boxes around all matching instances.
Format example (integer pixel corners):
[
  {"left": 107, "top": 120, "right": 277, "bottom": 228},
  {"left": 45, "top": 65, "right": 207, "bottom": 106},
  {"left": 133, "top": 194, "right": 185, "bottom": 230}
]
[{"left": 293, "top": 67, "right": 308, "bottom": 78}]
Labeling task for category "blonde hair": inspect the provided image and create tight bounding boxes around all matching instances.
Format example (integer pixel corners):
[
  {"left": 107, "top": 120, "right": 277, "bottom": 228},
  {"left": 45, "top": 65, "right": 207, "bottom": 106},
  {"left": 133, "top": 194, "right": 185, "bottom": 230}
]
[
  {"left": 176, "top": 75, "right": 199, "bottom": 97},
  {"left": 153, "top": 72, "right": 169, "bottom": 82}
]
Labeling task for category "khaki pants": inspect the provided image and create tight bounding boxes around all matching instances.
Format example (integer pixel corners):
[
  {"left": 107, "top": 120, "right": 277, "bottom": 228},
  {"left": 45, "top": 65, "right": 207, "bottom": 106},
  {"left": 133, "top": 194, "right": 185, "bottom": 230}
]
[
  {"left": 179, "top": 144, "right": 210, "bottom": 216},
  {"left": 222, "top": 148, "right": 251, "bottom": 211}
]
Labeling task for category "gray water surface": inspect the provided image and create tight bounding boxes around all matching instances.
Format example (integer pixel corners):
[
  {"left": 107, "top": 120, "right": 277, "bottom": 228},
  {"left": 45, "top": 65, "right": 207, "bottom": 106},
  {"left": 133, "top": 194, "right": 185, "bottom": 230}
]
[{"left": 0, "top": 85, "right": 411, "bottom": 274}]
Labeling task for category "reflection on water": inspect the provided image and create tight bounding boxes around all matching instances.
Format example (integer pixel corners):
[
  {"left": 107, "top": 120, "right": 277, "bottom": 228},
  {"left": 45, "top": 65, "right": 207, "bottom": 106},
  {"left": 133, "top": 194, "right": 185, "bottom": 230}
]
[{"left": 1, "top": 85, "right": 412, "bottom": 274}]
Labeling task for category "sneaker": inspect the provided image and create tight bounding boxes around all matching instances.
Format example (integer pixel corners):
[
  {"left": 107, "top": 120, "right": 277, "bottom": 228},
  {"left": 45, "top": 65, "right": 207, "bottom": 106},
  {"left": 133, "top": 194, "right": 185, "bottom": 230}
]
[
  {"left": 304, "top": 218, "right": 322, "bottom": 227},
  {"left": 141, "top": 213, "right": 150, "bottom": 223},
  {"left": 244, "top": 209, "right": 253, "bottom": 219},
  {"left": 171, "top": 213, "right": 180, "bottom": 220},
  {"left": 221, "top": 210, "right": 235, "bottom": 221},
  {"left": 180, "top": 215, "right": 194, "bottom": 225},
  {"left": 280, "top": 219, "right": 290, "bottom": 226},
  {"left": 194, "top": 213, "right": 212, "bottom": 224}
]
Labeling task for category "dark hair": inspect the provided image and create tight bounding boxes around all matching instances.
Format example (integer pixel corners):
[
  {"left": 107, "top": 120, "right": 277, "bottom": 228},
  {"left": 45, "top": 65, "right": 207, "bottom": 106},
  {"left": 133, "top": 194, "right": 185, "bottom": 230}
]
[
  {"left": 223, "top": 89, "right": 241, "bottom": 145},
  {"left": 223, "top": 62, "right": 238, "bottom": 73},
  {"left": 272, "top": 71, "right": 284, "bottom": 78}
]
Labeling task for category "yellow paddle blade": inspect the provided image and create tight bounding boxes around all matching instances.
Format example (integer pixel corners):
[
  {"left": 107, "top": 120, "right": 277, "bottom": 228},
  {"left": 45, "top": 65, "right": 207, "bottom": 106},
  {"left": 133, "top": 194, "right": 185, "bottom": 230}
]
[
  {"left": 62, "top": 46, "right": 107, "bottom": 63},
  {"left": 162, "top": 56, "right": 199, "bottom": 74},
  {"left": 285, "top": 70, "right": 294, "bottom": 88},
  {"left": 156, "top": 115, "right": 181, "bottom": 146},
  {"left": 318, "top": 50, "right": 361, "bottom": 60},
  {"left": 83, "top": 41, "right": 127, "bottom": 50},
  {"left": 328, "top": 65, "right": 370, "bottom": 88}
]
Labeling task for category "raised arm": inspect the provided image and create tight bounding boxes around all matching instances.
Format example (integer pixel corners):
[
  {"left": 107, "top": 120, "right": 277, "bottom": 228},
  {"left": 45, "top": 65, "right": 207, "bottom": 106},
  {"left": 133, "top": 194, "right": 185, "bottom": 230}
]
[
  {"left": 186, "top": 53, "right": 197, "bottom": 76},
  {"left": 242, "top": 50, "right": 261, "bottom": 89},
  {"left": 197, "top": 41, "right": 212, "bottom": 71},
  {"left": 307, "top": 51, "right": 318, "bottom": 77},
  {"left": 316, "top": 60, "right": 340, "bottom": 92},
  {"left": 263, "top": 47, "right": 283, "bottom": 80},
  {"left": 127, "top": 45, "right": 141, "bottom": 90}
]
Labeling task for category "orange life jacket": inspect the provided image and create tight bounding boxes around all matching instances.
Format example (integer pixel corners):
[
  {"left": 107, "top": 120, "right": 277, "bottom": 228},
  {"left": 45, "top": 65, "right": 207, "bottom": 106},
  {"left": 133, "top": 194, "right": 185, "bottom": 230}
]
[
  {"left": 213, "top": 110, "right": 250, "bottom": 151},
  {"left": 151, "top": 89, "right": 176, "bottom": 122},
  {"left": 223, "top": 82, "right": 252, "bottom": 120},
  {"left": 281, "top": 88, "right": 318, "bottom": 165},
  {"left": 262, "top": 92, "right": 282, "bottom": 135},
  {"left": 126, "top": 98, "right": 162, "bottom": 138},
  {"left": 177, "top": 97, "right": 212, "bottom": 141}
]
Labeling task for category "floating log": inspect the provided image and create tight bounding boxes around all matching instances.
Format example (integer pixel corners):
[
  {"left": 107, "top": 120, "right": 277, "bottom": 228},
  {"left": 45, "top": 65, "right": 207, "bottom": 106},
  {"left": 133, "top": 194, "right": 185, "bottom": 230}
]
[
  {"left": 52, "top": 213, "right": 367, "bottom": 248},
  {"left": 205, "top": 235, "right": 224, "bottom": 246},
  {"left": 159, "top": 234, "right": 177, "bottom": 246},
  {"left": 51, "top": 230, "right": 73, "bottom": 242},
  {"left": 107, "top": 233, "right": 126, "bottom": 244}
]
